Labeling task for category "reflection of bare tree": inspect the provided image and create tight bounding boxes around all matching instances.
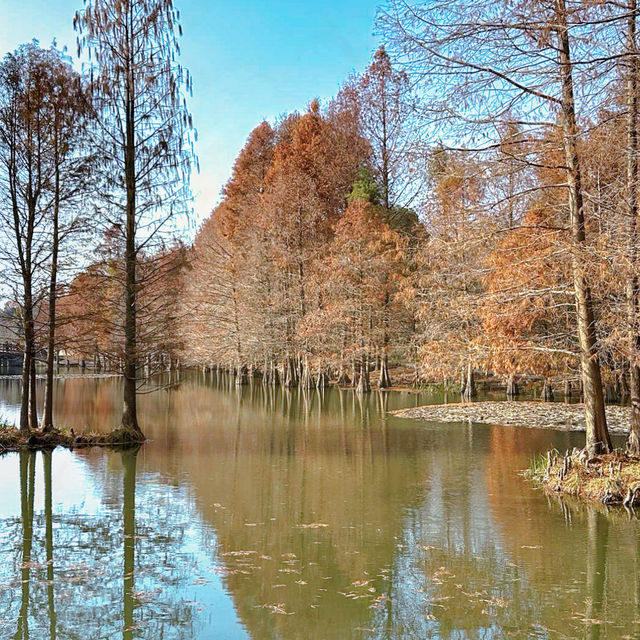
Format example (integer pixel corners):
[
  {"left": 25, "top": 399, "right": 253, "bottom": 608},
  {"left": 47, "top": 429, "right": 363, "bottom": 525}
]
[
  {"left": 0, "top": 448, "right": 201, "bottom": 640},
  {"left": 43, "top": 451, "right": 57, "bottom": 640},
  {"left": 15, "top": 451, "right": 35, "bottom": 640},
  {"left": 121, "top": 448, "right": 138, "bottom": 640},
  {"left": 585, "top": 508, "right": 608, "bottom": 640}
]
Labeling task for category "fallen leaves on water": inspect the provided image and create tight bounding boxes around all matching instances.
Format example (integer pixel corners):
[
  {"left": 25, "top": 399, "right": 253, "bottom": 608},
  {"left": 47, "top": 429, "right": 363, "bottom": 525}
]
[
  {"left": 370, "top": 594, "right": 391, "bottom": 609},
  {"left": 260, "top": 603, "right": 294, "bottom": 615}
]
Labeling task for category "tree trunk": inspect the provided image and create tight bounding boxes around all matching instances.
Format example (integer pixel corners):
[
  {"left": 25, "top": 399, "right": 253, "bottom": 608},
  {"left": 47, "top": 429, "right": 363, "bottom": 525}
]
[
  {"left": 337, "top": 346, "right": 351, "bottom": 385},
  {"left": 270, "top": 361, "right": 280, "bottom": 386},
  {"left": 564, "top": 379, "right": 572, "bottom": 398},
  {"left": 235, "top": 364, "right": 248, "bottom": 386},
  {"left": 462, "top": 361, "right": 476, "bottom": 401},
  {"left": 42, "top": 135, "right": 61, "bottom": 433},
  {"left": 379, "top": 353, "right": 392, "bottom": 389},
  {"left": 29, "top": 352, "right": 37, "bottom": 429},
  {"left": 300, "top": 356, "right": 315, "bottom": 389},
  {"left": 626, "top": 0, "right": 640, "bottom": 455},
  {"left": 20, "top": 344, "right": 30, "bottom": 435},
  {"left": 120, "top": 61, "right": 143, "bottom": 441},
  {"left": 356, "top": 354, "right": 371, "bottom": 393},
  {"left": 316, "top": 370, "right": 329, "bottom": 389},
  {"left": 556, "top": 2, "right": 611, "bottom": 454},
  {"left": 506, "top": 374, "right": 518, "bottom": 398}
]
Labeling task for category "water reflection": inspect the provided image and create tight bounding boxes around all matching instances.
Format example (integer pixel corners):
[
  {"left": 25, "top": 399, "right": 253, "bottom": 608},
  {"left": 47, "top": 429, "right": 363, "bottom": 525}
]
[
  {"left": 42, "top": 451, "right": 56, "bottom": 640},
  {"left": 123, "top": 448, "right": 137, "bottom": 640},
  {"left": 17, "top": 451, "right": 35, "bottom": 640},
  {"left": 0, "top": 374, "right": 639, "bottom": 638}
]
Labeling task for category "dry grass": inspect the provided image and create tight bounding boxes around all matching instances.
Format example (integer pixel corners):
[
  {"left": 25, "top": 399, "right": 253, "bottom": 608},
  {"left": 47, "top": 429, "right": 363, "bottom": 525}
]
[
  {"left": 529, "top": 449, "right": 640, "bottom": 506},
  {"left": 0, "top": 425, "right": 144, "bottom": 454}
]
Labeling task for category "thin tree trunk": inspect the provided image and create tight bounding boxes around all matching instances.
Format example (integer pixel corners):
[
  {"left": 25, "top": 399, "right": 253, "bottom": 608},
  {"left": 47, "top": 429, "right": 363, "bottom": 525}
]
[
  {"left": 626, "top": 0, "right": 640, "bottom": 455},
  {"left": 379, "top": 352, "right": 392, "bottom": 389},
  {"left": 462, "top": 361, "right": 476, "bottom": 401},
  {"left": 29, "top": 349, "right": 37, "bottom": 429},
  {"left": 356, "top": 353, "right": 371, "bottom": 393},
  {"left": 506, "top": 374, "right": 518, "bottom": 398},
  {"left": 42, "top": 131, "right": 61, "bottom": 433},
  {"left": 556, "top": 0, "right": 611, "bottom": 454},
  {"left": 120, "top": 35, "right": 143, "bottom": 440},
  {"left": 20, "top": 341, "right": 30, "bottom": 435}
]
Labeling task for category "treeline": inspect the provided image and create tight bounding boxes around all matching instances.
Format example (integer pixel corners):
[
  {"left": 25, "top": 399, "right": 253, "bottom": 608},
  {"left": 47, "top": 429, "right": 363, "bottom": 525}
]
[
  {"left": 177, "top": 1, "right": 640, "bottom": 457},
  {"left": 180, "top": 50, "right": 418, "bottom": 393}
]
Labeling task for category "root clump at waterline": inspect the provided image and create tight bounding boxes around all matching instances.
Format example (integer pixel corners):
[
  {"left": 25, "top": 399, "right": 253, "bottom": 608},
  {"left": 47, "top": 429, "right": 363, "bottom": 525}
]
[
  {"left": 527, "top": 448, "right": 640, "bottom": 507},
  {"left": 0, "top": 426, "right": 145, "bottom": 453}
]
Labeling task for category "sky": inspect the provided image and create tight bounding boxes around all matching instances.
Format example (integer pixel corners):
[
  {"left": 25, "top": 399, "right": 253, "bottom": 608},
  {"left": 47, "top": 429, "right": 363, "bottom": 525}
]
[{"left": 0, "top": 0, "right": 382, "bottom": 231}]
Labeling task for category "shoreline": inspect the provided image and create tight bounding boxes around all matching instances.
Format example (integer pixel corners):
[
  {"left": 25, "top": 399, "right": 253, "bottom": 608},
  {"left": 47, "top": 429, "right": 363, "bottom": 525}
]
[
  {"left": 0, "top": 427, "right": 145, "bottom": 454},
  {"left": 528, "top": 450, "right": 640, "bottom": 507},
  {"left": 391, "top": 400, "right": 631, "bottom": 435}
]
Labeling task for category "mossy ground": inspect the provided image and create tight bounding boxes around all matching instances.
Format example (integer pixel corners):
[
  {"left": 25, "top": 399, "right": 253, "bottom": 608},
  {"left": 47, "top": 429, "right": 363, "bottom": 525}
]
[
  {"left": 0, "top": 425, "right": 145, "bottom": 453},
  {"left": 527, "top": 448, "right": 640, "bottom": 506}
]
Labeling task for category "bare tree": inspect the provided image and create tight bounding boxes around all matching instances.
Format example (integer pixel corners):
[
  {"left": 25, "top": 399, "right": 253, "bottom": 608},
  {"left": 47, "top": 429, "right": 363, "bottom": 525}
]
[
  {"left": 380, "top": 0, "right": 618, "bottom": 453},
  {"left": 75, "top": 0, "right": 195, "bottom": 440}
]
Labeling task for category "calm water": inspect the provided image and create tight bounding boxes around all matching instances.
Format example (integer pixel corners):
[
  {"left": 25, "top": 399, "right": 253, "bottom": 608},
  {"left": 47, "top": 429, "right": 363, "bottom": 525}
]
[{"left": 0, "top": 372, "right": 637, "bottom": 639}]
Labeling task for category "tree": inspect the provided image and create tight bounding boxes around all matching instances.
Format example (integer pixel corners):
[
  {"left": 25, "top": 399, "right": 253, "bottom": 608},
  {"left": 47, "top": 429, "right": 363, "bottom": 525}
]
[
  {"left": 624, "top": 0, "right": 640, "bottom": 453},
  {"left": 38, "top": 47, "right": 93, "bottom": 432},
  {"left": 306, "top": 198, "right": 408, "bottom": 392},
  {"left": 380, "top": 0, "right": 615, "bottom": 453},
  {"left": 75, "top": 0, "right": 195, "bottom": 440},
  {"left": 408, "top": 147, "right": 488, "bottom": 395},
  {"left": 349, "top": 46, "right": 420, "bottom": 211},
  {"left": 0, "top": 42, "right": 91, "bottom": 434}
]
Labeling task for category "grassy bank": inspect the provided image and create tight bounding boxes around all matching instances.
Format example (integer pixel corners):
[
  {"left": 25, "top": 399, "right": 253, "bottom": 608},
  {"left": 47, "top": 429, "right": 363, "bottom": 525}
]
[
  {"left": 0, "top": 426, "right": 145, "bottom": 454},
  {"left": 527, "top": 449, "right": 640, "bottom": 507}
]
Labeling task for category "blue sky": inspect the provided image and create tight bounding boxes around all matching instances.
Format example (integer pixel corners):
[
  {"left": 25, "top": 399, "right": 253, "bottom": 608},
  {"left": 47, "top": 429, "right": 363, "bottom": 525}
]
[{"left": 0, "top": 0, "right": 381, "bottom": 230}]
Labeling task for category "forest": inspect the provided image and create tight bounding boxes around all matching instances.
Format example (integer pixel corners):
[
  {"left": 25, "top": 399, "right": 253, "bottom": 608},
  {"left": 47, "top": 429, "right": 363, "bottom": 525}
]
[
  {"left": 2, "top": 0, "right": 640, "bottom": 462},
  {"left": 177, "top": 0, "right": 640, "bottom": 461}
]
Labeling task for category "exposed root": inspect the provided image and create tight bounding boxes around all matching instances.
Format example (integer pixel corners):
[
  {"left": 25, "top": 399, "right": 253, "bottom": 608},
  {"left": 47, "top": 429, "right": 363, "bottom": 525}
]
[{"left": 527, "top": 448, "right": 640, "bottom": 506}]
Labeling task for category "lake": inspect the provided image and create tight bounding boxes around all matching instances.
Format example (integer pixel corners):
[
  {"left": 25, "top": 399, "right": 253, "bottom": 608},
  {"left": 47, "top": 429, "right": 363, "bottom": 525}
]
[{"left": 0, "top": 372, "right": 637, "bottom": 639}]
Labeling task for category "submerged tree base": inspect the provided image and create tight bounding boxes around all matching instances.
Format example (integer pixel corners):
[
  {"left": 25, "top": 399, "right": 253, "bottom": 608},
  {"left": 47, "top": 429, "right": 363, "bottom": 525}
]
[
  {"left": 527, "top": 449, "right": 640, "bottom": 507},
  {"left": 0, "top": 426, "right": 145, "bottom": 454}
]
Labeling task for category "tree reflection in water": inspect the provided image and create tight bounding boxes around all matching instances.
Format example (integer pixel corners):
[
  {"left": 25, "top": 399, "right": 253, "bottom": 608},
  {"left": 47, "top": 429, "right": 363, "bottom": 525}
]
[
  {"left": 0, "top": 374, "right": 639, "bottom": 638},
  {"left": 0, "top": 447, "right": 216, "bottom": 640}
]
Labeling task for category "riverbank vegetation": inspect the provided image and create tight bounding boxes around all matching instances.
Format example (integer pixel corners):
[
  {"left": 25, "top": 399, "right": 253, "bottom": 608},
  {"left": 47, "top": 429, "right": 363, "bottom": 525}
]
[
  {"left": 528, "top": 449, "right": 640, "bottom": 507},
  {"left": 0, "top": 0, "right": 195, "bottom": 444}
]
